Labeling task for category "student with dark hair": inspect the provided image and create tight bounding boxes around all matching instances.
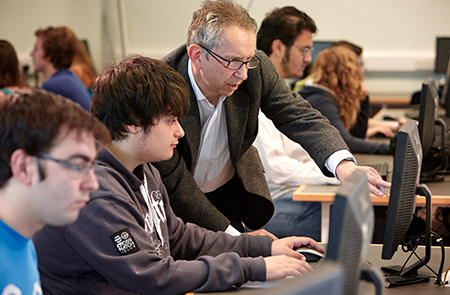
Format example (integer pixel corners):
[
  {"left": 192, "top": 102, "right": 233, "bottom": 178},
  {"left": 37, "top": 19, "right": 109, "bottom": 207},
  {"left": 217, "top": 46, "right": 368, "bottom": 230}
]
[
  {"left": 0, "top": 40, "right": 27, "bottom": 97},
  {"left": 31, "top": 26, "right": 91, "bottom": 110},
  {"left": 254, "top": 6, "right": 339, "bottom": 240},
  {"left": 32, "top": 55, "right": 323, "bottom": 294},
  {"left": 0, "top": 88, "right": 110, "bottom": 294},
  {"left": 257, "top": 6, "right": 316, "bottom": 80}
]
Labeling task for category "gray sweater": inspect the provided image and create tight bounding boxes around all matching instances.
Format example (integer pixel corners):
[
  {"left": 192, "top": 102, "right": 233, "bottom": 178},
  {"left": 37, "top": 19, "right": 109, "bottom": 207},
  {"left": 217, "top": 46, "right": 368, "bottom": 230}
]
[{"left": 33, "top": 149, "right": 272, "bottom": 295}]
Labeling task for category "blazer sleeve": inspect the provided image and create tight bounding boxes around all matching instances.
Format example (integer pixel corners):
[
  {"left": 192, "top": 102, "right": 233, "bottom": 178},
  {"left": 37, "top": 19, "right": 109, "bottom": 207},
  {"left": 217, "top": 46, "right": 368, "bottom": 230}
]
[{"left": 255, "top": 51, "right": 350, "bottom": 175}]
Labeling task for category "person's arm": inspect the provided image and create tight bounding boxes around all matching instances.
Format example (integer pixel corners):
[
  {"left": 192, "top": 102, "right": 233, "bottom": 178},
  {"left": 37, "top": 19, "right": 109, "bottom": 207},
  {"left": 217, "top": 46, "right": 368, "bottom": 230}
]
[
  {"left": 63, "top": 169, "right": 272, "bottom": 294},
  {"left": 310, "top": 94, "right": 390, "bottom": 154},
  {"left": 256, "top": 51, "right": 349, "bottom": 177}
]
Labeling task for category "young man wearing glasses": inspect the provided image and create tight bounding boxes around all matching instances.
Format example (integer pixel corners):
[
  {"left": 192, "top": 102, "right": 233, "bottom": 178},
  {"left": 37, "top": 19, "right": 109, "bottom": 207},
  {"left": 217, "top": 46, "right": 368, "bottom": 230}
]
[
  {"left": 32, "top": 55, "right": 324, "bottom": 294},
  {"left": 153, "top": 0, "right": 390, "bottom": 237},
  {"left": 0, "top": 89, "right": 110, "bottom": 294},
  {"left": 253, "top": 7, "right": 339, "bottom": 240}
]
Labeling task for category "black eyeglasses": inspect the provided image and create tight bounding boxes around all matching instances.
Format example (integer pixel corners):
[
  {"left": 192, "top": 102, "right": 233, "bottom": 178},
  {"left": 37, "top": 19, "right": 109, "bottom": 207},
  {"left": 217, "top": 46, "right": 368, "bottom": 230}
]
[
  {"left": 199, "top": 44, "right": 260, "bottom": 70},
  {"left": 38, "top": 153, "right": 95, "bottom": 175}
]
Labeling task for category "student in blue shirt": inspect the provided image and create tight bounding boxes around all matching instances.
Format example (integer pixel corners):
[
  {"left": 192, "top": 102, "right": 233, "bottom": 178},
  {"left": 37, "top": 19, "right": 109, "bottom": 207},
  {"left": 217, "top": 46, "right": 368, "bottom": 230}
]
[{"left": 0, "top": 89, "right": 110, "bottom": 294}]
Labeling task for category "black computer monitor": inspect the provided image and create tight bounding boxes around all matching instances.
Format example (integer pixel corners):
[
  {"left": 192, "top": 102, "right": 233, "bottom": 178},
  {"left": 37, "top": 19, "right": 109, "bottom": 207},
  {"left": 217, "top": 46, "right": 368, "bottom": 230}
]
[
  {"left": 260, "top": 262, "right": 344, "bottom": 295},
  {"left": 440, "top": 52, "right": 450, "bottom": 117},
  {"left": 435, "top": 37, "right": 450, "bottom": 74},
  {"left": 311, "top": 40, "right": 335, "bottom": 63},
  {"left": 326, "top": 169, "right": 375, "bottom": 295},
  {"left": 418, "top": 77, "right": 439, "bottom": 156},
  {"left": 418, "top": 77, "right": 447, "bottom": 182},
  {"left": 381, "top": 119, "right": 433, "bottom": 286}
]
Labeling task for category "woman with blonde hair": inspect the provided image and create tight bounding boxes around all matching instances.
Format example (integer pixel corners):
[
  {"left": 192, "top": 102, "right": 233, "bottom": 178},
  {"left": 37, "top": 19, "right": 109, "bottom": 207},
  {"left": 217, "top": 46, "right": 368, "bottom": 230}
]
[{"left": 300, "top": 46, "right": 390, "bottom": 154}]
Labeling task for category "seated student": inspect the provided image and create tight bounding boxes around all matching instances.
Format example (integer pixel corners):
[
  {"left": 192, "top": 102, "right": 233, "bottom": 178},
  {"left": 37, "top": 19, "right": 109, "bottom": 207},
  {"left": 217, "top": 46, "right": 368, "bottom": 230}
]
[
  {"left": 30, "top": 26, "right": 91, "bottom": 111},
  {"left": 0, "top": 88, "right": 110, "bottom": 294},
  {"left": 32, "top": 56, "right": 323, "bottom": 295},
  {"left": 0, "top": 40, "right": 27, "bottom": 98},
  {"left": 299, "top": 46, "right": 390, "bottom": 154},
  {"left": 255, "top": 6, "right": 339, "bottom": 240},
  {"left": 330, "top": 41, "right": 399, "bottom": 139}
]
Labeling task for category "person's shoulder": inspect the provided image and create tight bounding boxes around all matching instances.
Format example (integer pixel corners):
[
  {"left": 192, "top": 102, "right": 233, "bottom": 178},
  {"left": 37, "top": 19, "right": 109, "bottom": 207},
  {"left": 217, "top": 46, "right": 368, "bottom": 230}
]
[
  {"left": 162, "top": 44, "right": 188, "bottom": 67},
  {"left": 301, "top": 85, "right": 334, "bottom": 101}
]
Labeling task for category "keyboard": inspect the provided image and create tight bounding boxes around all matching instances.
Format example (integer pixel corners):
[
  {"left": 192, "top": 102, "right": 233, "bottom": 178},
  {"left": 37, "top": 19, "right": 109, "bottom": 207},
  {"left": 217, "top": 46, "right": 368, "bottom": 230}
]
[{"left": 369, "top": 162, "right": 389, "bottom": 181}]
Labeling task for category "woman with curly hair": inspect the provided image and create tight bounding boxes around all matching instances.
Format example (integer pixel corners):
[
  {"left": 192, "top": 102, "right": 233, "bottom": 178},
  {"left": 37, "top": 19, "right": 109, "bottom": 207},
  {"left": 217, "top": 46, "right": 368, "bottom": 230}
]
[{"left": 299, "top": 46, "right": 390, "bottom": 154}]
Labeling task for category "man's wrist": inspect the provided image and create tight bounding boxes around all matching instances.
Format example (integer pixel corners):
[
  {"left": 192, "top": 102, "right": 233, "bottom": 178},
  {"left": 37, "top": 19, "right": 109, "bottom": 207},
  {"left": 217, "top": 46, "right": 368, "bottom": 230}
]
[{"left": 325, "top": 150, "right": 356, "bottom": 177}]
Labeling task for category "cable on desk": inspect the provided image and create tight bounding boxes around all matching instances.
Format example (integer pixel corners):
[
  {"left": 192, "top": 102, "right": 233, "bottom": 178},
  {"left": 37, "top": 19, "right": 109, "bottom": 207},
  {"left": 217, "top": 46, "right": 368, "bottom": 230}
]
[{"left": 405, "top": 231, "right": 446, "bottom": 285}]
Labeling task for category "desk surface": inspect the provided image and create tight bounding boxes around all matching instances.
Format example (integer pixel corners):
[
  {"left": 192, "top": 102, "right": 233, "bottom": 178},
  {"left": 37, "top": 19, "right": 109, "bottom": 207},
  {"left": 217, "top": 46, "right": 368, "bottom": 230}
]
[
  {"left": 293, "top": 154, "right": 450, "bottom": 205},
  {"left": 193, "top": 244, "right": 450, "bottom": 294}
]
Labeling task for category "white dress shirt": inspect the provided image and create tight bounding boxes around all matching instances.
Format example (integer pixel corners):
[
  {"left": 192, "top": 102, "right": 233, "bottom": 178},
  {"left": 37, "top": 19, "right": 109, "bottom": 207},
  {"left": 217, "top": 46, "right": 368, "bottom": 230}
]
[
  {"left": 253, "top": 112, "right": 341, "bottom": 199},
  {"left": 188, "top": 59, "right": 235, "bottom": 194}
]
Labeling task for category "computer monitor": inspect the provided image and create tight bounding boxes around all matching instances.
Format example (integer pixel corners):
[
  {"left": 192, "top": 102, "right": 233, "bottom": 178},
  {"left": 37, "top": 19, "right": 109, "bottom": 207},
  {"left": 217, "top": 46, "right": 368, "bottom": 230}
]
[
  {"left": 381, "top": 119, "right": 433, "bottom": 286},
  {"left": 418, "top": 77, "right": 447, "bottom": 182},
  {"left": 418, "top": 77, "right": 439, "bottom": 156},
  {"left": 299, "top": 40, "right": 335, "bottom": 80},
  {"left": 326, "top": 169, "right": 375, "bottom": 295},
  {"left": 440, "top": 52, "right": 450, "bottom": 117},
  {"left": 311, "top": 40, "right": 335, "bottom": 63},
  {"left": 260, "top": 262, "right": 344, "bottom": 295},
  {"left": 435, "top": 37, "right": 450, "bottom": 74}
]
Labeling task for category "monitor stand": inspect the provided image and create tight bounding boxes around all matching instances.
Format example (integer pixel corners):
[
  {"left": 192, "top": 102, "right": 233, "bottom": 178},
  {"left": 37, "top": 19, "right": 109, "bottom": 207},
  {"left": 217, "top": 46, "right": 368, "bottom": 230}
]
[{"left": 380, "top": 184, "right": 433, "bottom": 287}]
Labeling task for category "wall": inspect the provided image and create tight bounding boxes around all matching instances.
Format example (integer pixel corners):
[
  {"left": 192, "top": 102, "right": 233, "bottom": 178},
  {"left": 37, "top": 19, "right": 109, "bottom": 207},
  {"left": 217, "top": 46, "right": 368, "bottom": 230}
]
[{"left": 1, "top": 0, "right": 450, "bottom": 96}]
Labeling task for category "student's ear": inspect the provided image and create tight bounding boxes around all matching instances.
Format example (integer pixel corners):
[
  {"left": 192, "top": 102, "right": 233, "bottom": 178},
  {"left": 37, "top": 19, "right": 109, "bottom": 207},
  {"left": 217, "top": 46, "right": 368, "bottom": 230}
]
[
  {"left": 125, "top": 125, "right": 140, "bottom": 134},
  {"left": 188, "top": 44, "right": 203, "bottom": 70},
  {"left": 271, "top": 39, "right": 286, "bottom": 58},
  {"left": 9, "top": 149, "right": 35, "bottom": 186}
]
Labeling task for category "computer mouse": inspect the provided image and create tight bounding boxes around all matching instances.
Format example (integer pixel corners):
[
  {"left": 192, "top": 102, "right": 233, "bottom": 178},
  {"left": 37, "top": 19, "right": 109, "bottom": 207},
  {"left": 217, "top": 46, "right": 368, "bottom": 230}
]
[{"left": 295, "top": 246, "right": 325, "bottom": 262}]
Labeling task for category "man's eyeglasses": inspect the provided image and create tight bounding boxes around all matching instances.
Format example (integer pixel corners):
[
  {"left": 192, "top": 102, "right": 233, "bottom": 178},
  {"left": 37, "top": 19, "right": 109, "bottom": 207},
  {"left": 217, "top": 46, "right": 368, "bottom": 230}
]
[
  {"left": 199, "top": 44, "right": 260, "bottom": 70},
  {"left": 37, "top": 153, "right": 95, "bottom": 175},
  {"left": 293, "top": 45, "right": 314, "bottom": 57}
]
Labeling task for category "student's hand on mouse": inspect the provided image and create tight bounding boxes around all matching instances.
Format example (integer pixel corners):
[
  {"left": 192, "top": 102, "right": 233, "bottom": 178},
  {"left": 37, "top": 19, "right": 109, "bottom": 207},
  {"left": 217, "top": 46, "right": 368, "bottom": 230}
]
[
  {"left": 336, "top": 160, "right": 391, "bottom": 197},
  {"left": 271, "top": 236, "right": 324, "bottom": 259},
  {"left": 245, "top": 229, "right": 278, "bottom": 240},
  {"left": 264, "top": 255, "right": 314, "bottom": 280}
]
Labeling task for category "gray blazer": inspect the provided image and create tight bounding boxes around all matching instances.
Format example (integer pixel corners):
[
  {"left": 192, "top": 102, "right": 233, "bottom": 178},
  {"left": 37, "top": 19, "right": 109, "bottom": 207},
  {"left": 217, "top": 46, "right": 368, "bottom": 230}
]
[{"left": 153, "top": 45, "right": 349, "bottom": 231}]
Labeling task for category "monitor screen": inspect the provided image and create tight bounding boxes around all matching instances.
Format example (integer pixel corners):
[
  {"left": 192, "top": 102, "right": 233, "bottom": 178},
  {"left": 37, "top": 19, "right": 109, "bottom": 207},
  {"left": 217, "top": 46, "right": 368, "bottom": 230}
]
[
  {"left": 381, "top": 119, "right": 422, "bottom": 261},
  {"left": 441, "top": 54, "right": 450, "bottom": 117},
  {"left": 418, "top": 77, "right": 439, "bottom": 157},
  {"left": 311, "top": 40, "right": 335, "bottom": 63},
  {"left": 326, "top": 169, "right": 374, "bottom": 295},
  {"left": 435, "top": 37, "right": 450, "bottom": 74}
]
